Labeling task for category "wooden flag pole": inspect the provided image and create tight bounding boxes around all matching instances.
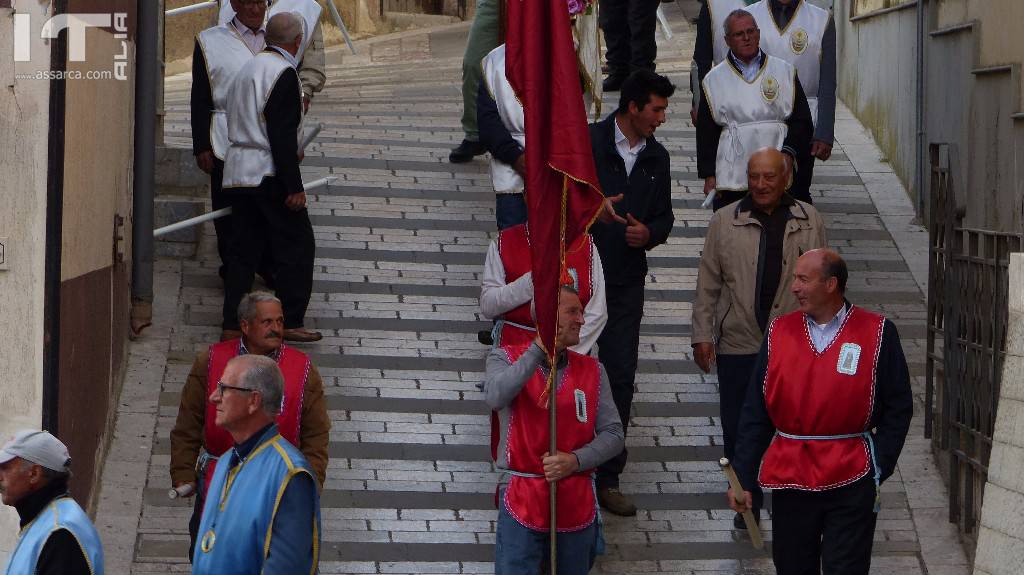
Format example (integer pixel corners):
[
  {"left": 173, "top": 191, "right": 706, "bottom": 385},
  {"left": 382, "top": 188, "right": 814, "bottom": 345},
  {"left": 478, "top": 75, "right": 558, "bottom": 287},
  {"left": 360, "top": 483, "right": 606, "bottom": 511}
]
[
  {"left": 549, "top": 364, "right": 558, "bottom": 573},
  {"left": 719, "top": 458, "right": 764, "bottom": 550}
]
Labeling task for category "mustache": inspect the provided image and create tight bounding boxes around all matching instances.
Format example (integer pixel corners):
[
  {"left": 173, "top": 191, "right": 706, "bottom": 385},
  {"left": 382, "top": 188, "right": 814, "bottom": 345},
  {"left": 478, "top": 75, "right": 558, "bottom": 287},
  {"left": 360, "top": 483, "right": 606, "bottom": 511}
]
[{"left": 265, "top": 331, "right": 281, "bottom": 339}]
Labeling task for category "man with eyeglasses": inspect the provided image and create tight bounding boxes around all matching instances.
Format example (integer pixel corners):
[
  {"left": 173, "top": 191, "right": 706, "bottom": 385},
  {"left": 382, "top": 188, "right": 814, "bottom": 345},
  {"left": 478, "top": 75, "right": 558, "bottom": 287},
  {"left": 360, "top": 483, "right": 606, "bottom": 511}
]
[
  {"left": 695, "top": 8, "right": 813, "bottom": 211},
  {"left": 191, "top": 354, "right": 321, "bottom": 573},
  {"left": 192, "top": 0, "right": 326, "bottom": 288},
  {"left": 169, "top": 291, "right": 329, "bottom": 560}
]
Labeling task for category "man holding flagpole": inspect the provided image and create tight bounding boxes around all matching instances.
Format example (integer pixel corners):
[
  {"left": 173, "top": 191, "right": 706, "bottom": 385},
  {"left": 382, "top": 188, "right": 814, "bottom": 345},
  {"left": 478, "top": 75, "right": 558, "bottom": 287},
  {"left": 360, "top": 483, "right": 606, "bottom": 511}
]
[{"left": 501, "top": 0, "right": 609, "bottom": 570}]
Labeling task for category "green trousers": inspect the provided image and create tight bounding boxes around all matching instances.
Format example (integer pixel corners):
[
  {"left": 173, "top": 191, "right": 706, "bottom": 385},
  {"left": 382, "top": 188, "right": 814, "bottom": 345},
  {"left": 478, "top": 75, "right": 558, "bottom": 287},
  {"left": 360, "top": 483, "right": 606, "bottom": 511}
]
[{"left": 460, "top": 0, "right": 501, "bottom": 142}]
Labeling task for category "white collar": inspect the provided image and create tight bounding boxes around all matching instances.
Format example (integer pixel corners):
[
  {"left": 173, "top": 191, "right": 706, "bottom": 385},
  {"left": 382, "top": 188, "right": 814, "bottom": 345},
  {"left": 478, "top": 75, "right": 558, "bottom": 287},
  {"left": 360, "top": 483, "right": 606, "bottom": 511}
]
[
  {"left": 613, "top": 116, "right": 646, "bottom": 153},
  {"left": 269, "top": 45, "right": 299, "bottom": 69}
]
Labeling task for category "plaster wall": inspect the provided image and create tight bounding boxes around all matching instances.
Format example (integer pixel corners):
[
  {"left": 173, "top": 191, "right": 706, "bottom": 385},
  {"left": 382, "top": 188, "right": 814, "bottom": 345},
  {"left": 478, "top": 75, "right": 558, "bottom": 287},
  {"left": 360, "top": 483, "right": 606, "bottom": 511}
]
[
  {"left": 0, "top": 0, "right": 55, "bottom": 560},
  {"left": 973, "top": 253, "right": 1024, "bottom": 574}
]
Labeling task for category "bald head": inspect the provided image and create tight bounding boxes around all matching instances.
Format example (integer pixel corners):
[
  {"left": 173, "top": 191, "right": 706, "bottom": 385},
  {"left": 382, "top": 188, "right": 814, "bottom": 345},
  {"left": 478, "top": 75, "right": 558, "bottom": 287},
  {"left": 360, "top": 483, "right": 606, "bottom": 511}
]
[
  {"left": 266, "top": 12, "right": 303, "bottom": 50},
  {"left": 747, "top": 147, "right": 790, "bottom": 213}
]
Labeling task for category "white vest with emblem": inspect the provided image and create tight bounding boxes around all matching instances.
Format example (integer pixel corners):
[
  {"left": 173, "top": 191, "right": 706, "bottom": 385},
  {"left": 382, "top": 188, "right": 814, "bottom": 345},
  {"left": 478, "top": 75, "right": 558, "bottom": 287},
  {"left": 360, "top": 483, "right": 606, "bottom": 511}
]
[
  {"left": 222, "top": 51, "right": 304, "bottom": 189},
  {"left": 220, "top": 0, "right": 322, "bottom": 59},
  {"left": 708, "top": 0, "right": 754, "bottom": 65},
  {"left": 197, "top": 25, "right": 259, "bottom": 160},
  {"left": 702, "top": 54, "right": 796, "bottom": 190},
  {"left": 481, "top": 44, "right": 525, "bottom": 195},
  {"left": 747, "top": 0, "right": 829, "bottom": 126}
]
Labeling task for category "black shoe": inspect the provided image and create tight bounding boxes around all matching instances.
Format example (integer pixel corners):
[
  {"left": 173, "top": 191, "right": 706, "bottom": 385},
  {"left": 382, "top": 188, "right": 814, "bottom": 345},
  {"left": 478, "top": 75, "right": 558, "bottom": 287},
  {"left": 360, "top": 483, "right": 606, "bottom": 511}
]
[
  {"left": 603, "top": 75, "right": 627, "bottom": 92},
  {"left": 449, "top": 139, "right": 487, "bottom": 163},
  {"left": 733, "top": 508, "right": 761, "bottom": 530},
  {"left": 478, "top": 329, "right": 494, "bottom": 346},
  {"left": 597, "top": 487, "right": 638, "bottom": 517}
]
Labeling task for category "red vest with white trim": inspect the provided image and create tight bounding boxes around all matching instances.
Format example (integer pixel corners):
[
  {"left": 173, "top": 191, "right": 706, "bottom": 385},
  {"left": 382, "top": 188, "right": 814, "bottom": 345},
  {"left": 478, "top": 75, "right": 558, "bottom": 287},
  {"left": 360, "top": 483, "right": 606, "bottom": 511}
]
[
  {"left": 203, "top": 339, "right": 309, "bottom": 497},
  {"left": 758, "top": 307, "right": 884, "bottom": 491},
  {"left": 501, "top": 345, "right": 600, "bottom": 532},
  {"left": 495, "top": 224, "right": 594, "bottom": 347}
]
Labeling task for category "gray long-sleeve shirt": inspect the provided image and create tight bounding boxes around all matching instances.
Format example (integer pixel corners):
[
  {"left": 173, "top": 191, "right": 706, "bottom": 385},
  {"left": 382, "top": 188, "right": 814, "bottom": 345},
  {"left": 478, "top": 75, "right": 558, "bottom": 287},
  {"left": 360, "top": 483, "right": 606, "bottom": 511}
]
[{"left": 481, "top": 343, "right": 624, "bottom": 473}]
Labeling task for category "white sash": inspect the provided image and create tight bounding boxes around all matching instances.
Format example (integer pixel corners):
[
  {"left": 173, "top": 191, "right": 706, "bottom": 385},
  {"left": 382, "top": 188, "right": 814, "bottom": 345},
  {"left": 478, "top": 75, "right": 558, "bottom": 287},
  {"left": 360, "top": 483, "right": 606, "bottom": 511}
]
[{"left": 481, "top": 45, "right": 526, "bottom": 194}]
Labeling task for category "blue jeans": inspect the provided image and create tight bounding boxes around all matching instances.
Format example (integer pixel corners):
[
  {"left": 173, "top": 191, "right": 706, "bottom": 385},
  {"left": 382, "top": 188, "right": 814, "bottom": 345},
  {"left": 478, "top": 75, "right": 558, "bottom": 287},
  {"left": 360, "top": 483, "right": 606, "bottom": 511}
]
[
  {"left": 495, "top": 502, "right": 600, "bottom": 575},
  {"left": 496, "top": 193, "right": 527, "bottom": 230}
]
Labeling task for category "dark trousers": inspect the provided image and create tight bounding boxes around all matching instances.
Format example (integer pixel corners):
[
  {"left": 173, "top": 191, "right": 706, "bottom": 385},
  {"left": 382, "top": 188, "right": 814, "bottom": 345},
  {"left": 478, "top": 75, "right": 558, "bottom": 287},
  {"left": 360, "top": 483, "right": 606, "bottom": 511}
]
[
  {"left": 495, "top": 192, "right": 527, "bottom": 230},
  {"left": 187, "top": 488, "right": 204, "bottom": 561},
  {"left": 789, "top": 154, "right": 816, "bottom": 204},
  {"left": 712, "top": 189, "right": 747, "bottom": 212},
  {"left": 222, "top": 189, "right": 315, "bottom": 330},
  {"left": 717, "top": 353, "right": 763, "bottom": 509},
  {"left": 210, "top": 159, "right": 230, "bottom": 278},
  {"left": 599, "top": 0, "right": 659, "bottom": 78},
  {"left": 595, "top": 282, "right": 645, "bottom": 488},
  {"left": 771, "top": 477, "right": 878, "bottom": 575}
]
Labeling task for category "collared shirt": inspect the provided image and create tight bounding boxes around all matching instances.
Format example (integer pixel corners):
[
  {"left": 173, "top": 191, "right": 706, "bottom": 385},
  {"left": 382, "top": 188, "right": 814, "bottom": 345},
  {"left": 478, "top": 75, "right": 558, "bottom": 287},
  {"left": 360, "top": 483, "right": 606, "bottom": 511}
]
[
  {"left": 805, "top": 302, "right": 849, "bottom": 352},
  {"left": 769, "top": 0, "right": 800, "bottom": 29},
  {"left": 728, "top": 49, "right": 766, "bottom": 83},
  {"left": 231, "top": 16, "right": 266, "bottom": 54},
  {"left": 613, "top": 116, "right": 647, "bottom": 176},
  {"left": 269, "top": 45, "right": 299, "bottom": 69},
  {"left": 238, "top": 338, "right": 282, "bottom": 362}
]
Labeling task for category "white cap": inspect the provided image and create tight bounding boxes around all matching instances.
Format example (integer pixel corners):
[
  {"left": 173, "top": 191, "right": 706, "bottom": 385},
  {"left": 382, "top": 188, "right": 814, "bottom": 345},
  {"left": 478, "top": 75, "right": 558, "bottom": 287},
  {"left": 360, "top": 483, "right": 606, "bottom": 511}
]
[{"left": 0, "top": 430, "right": 71, "bottom": 473}]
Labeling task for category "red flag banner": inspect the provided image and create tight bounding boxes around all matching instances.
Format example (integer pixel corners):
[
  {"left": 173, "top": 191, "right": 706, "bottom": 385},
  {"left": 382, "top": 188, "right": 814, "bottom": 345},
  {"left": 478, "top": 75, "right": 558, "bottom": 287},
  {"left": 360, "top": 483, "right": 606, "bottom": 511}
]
[{"left": 505, "top": 0, "right": 605, "bottom": 364}]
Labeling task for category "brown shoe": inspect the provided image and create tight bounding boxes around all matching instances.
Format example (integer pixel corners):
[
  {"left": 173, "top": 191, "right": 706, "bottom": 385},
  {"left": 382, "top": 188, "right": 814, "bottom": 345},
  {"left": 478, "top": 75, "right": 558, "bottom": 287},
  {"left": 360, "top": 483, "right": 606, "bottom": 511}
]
[
  {"left": 283, "top": 328, "right": 323, "bottom": 342},
  {"left": 220, "top": 329, "right": 242, "bottom": 342},
  {"left": 597, "top": 487, "right": 637, "bottom": 517}
]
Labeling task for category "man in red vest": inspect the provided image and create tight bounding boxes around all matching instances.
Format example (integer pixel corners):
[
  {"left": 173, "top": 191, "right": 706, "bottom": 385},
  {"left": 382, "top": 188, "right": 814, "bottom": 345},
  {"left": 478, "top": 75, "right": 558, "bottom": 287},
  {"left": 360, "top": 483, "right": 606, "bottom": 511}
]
[
  {"left": 480, "top": 224, "right": 607, "bottom": 353},
  {"left": 169, "top": 291, "right": 330, "bottom": 560},
  {"left": 728, "top": 249, "right": 913, "bottom": 574},
  {"left": 482, "top": 285, "right": 624, "bottom": 574}
]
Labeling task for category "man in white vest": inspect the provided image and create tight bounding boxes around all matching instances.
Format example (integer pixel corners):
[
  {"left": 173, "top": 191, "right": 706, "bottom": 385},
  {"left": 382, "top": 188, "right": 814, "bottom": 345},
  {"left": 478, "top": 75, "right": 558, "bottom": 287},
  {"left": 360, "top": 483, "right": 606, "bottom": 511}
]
[
  {"left": 747, "top": 0, "right": 836, "bottom": 203},
  {"left": 691, "top": 0, "right": 758, "bottom": 123},
  {"left": 695, "top": 8, "right": 814, "bottom": 211},
  {"left": 219, "top": 12, "right": 321, "bottom": 343},
  {"left": 192, "top": 0, "right": 326, "bottom": 283}
]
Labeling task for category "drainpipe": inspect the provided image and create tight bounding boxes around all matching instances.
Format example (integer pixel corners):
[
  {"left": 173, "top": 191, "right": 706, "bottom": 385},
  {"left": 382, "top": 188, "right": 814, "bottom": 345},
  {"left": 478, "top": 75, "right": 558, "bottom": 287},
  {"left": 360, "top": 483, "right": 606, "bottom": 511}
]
[
  {"left": 915, "top": 0, "right": 926, "bottom": 219},
  {"left": 131, "top": 0, "right": 159, "bottom": 335},
  {"left": 42, "top": 0, "right": 69, "bottom": 432}
]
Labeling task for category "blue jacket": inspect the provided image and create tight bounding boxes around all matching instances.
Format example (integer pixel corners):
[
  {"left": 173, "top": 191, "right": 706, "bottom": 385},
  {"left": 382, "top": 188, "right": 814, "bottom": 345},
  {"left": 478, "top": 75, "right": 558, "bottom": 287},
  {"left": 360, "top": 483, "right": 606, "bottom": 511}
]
[
  {"left": 192, "top": 426, "right": 321, "bottom": 574},
  {"left": 5, "top": 497, "right": 103, "bottom": 575}
]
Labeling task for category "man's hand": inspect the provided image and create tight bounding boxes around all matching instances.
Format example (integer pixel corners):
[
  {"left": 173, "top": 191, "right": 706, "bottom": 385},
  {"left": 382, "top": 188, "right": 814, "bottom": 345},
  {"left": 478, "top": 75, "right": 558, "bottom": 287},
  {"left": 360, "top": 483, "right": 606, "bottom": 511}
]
[
  {"left": 303, "top": 93, "right": 311, "bottom": 114},
  {"left": 542, "top": 451, "right": 580, "bottom": 482},
  {"left": 703, "top": 176, "right": 716, "bottom": 197},
  {"left": 513, "top": 154, "right": 527, "bottom": 179},
  {"left": 598, "top": 194, "right": 628, "bottom": 225},
  {"left": 624, "top": 213, "right": 650, "bottom": 248},
  {"left": 693, "top": 342, "right": 716, "bottom": 373},
  {"left": 689, "top": 107, "right": 697, "bottom": 125},
  {"left": 285, "top": 191, "right": 307, "bottom": 211},
  {"left": 727, "top": 487, "right": 753, "bottom": 513},
  {"left": 297, "top": 150, "right": 305, "bottom": 164},
  {"left": 811, "top": 140, "right": 832, "bottom": 161},
  {"left": 196, "top": 150, "right": 214, "bottom": 174}
]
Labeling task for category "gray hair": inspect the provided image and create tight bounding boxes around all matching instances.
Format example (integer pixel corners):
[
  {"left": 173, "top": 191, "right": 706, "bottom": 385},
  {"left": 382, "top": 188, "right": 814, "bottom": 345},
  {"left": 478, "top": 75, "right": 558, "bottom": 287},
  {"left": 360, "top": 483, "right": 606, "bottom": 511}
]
[
  {"left": 232, "top": 355, "right": 284, "bottom": 416},
  {"left": 20, "top": 459, "right": 72, "bottom": 483},
  {"left": 724, "top": 9, "right": 757, "bottom": 35},
  {"left": 266, "top": 11, "right": 303, "bottom": 47},
  {"left": 237, "top": 291, "right": 281, "bottom": 325}
]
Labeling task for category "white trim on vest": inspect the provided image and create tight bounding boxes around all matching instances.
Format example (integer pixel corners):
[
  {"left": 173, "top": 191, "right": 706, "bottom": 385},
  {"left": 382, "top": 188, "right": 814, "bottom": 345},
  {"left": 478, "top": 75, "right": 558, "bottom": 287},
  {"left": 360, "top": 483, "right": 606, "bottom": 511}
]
[
  {"left": 222, "top": 51, "right": 303, "bottom": 189},
  {"left": 702, "top": 55, "right": 796, "bottom": 190},
  {"left": 747, "top": 0, "right": 829, "bottom": 126},
  {"left": 220, "top": 0, "right": 322, "bottom": 60},
  {"left": 198, "top": 25, "right": 259, "bottom": 160},
  {"left": 481, "top": 44, "right": 526, "bottom": 195}
]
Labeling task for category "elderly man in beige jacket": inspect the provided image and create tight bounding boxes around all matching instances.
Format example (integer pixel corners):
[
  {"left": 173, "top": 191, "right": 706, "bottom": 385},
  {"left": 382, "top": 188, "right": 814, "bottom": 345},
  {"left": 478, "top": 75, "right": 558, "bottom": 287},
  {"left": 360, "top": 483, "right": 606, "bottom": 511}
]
[{"left": 692, "top": 147, "right": 827, "bottom": 529}]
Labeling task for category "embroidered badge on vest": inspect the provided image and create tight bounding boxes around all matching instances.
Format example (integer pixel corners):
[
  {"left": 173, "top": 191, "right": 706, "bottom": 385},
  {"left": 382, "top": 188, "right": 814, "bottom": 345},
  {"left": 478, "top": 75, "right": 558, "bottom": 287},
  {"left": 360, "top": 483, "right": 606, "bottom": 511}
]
[
  {"left": 761, "top": 75, "right": 779, "bottom": 103},
  {"left": 574, "top": 389, "right": 588, "bottom": 423},
  {"left": 791, "top": 29, "right": 809, "bottom": 54},
  {"left": 837, "top": 343, "right": 862, "bottom": 375}
]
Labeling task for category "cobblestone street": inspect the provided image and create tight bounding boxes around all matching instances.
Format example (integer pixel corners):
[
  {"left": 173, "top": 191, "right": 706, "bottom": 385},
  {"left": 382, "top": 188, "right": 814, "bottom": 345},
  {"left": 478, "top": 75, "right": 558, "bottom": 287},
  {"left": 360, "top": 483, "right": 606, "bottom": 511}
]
[{"left": 94, "top": 3, "right": 970, "bottom": 574}]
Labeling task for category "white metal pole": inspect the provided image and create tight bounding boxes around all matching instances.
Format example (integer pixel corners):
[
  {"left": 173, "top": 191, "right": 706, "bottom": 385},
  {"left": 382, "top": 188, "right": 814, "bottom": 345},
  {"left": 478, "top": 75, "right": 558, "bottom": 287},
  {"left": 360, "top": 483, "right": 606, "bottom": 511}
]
[
  {"left": 165, "top": 1, "right": 218, "bottom": 17},
  {"left": 325, "top": 0, "right": 358, "bottom": 55}
]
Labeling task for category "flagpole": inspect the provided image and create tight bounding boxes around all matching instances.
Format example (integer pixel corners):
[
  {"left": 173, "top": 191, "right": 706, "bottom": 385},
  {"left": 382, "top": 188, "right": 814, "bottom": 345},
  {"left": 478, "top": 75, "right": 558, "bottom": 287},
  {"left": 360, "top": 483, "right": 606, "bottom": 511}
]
[{"left": 549, "top": 363, "right": 558, "bottom": 573}]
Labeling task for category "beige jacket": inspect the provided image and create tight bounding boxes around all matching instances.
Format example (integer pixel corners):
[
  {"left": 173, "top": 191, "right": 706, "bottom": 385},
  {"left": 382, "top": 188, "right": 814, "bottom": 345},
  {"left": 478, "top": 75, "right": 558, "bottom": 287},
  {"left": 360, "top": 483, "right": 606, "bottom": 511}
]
[{"left": 692, "top": 197, "right": 827, "bottom": 355}]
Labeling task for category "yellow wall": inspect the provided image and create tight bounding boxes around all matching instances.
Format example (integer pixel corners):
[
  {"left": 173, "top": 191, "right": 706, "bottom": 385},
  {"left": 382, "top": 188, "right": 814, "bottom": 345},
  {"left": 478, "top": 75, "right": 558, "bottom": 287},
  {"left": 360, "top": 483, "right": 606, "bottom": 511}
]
[
  {"left": 937, "top": 0, "right": 1024, "bottom": 111},
  {"left": 61, "top": 30, "right": 136, "bottom": 281}
]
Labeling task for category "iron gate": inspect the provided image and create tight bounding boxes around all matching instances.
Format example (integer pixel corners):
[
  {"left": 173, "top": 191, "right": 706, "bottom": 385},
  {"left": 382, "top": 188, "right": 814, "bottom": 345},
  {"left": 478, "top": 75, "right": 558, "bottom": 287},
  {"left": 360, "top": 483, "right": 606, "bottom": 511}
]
[{"left": 926, "top": 143, "right": 1023, "bottom": 542}]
